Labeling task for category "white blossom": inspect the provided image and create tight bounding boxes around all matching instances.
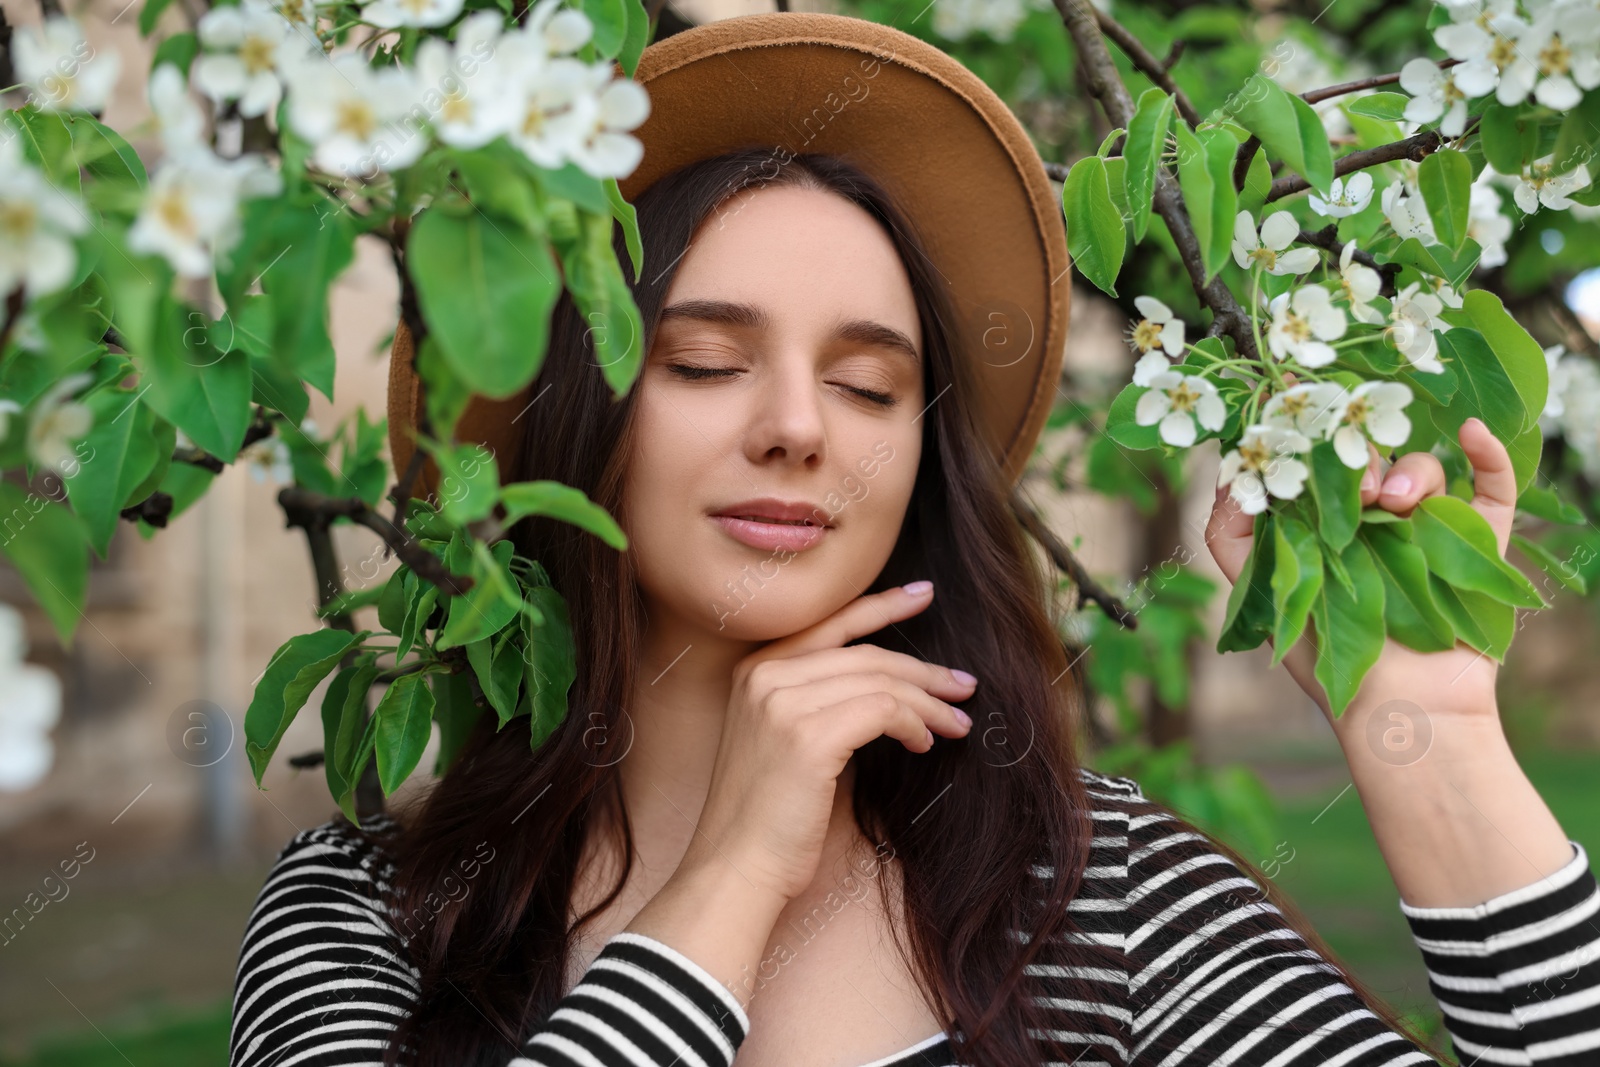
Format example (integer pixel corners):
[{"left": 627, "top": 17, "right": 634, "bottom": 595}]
[
  {"left": 1337, "top": 240, "right": 1384, "bottom": 325},
  {"left": 1266, "top": 286, "right": 1347, "bottom": 369},
  {"left": 1388, "top": 281, "right": 1452, "bottom": 374},
  {"left": 361, "top": 0, "right": 463, "bottom": 29},
  {"left": 1469, "top": 174, "right": 1513, "bottom": 267},
  {"left": 0, "top": 603, "right": 61, "bottom": 792},
  {"left": 1231, "top": 209, "right": 1320, "bottom": 275},
  {"left": 1381, "top": 178, "right": 1435, "bottom": 242},
  {"left": 1134, "top": 371, "right": 1226, "bottom": 447},
  {"left": 1400, "top": 57, "right": 1472, "bottom": 137},
  {"left": 564, "top": 63, "right": 652, "bottom": 179},
  {"left": 1127, "top": 295, "right": 1185, "bottom": 358},
  {"left": 1309, "top": 172, "right": 1374, "bottom": 218},
  {"left": 241, "top": 436, "right": 293, "bottom": 484},
  {"left": 1218, "top": 424, "right": 1313, "bottom": 515},
  {"left": 932, "top": 0, "right": 1054, "bottom": 41},
  {"left": 1549, "top": 355, "right": 1600, "bottom": 477},
  {"left": 12, "top": 16, "right": 121, "bottom": 113},
  {"left": 0, "top": 134, "right": 89, "bottom": 300},
  {"left": 193, "top": 0, "right": 297, "bottom": 118},
  {"left": 129, "top": 147, "right": 282, "bottom": 278},
  {"left": 284, "top": 52, "right": 426, "bottom": 176},
  {"left": 1542, "top": 343, "right": 1572, "bottom": 431},
  {"left": 148, "top": 63, "right": 208, "bottom": 158},
  {"left": 1262, "top": 381, "right": 1348, "bottom": 439},
  {"left": 1513, "top": 154, "right": 1594, "bottom": 214},
  {"left": 412, "top": 11, "right": 519, "bottom": 149},
  {"left": 1330, "top": 380, "right": 1414, "bottom": 468},
  {"left": 1433, "top": 0, "right": 1522, "bottom": 100},
  {"left": 1518, "top": 2, "right": 1600, "bottom": 110},
  {"left": 26, "top": 372, "right": 93, "bottom": 475}
]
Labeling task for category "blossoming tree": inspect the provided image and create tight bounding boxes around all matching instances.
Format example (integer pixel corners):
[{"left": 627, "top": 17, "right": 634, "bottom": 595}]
[{"left": 0, "top": 0, "right": 1595, "bottom": 830}]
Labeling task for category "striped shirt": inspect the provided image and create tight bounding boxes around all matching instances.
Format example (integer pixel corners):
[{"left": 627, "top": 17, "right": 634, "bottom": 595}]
[{"left": 230, "top": 768, "right": 1600, "bottom": 1066}]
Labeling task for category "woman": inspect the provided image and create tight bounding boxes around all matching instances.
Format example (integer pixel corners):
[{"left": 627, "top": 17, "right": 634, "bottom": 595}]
[{"left": 230, "top": 14, "right": 1598, "bottom": 1067}]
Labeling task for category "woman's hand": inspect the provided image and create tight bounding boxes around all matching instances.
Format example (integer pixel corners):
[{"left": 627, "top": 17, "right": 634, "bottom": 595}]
[
  {"left": 1204, "top": 417, "right": 1516, "bottom": 737},
  {"left": 683, "top": 583, "right": 976, "bottom": 904}
]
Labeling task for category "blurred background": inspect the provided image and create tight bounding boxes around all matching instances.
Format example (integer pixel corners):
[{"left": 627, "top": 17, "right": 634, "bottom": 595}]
[{"left": 1, "top": 0, "right": 1598, "bottom": 1062}]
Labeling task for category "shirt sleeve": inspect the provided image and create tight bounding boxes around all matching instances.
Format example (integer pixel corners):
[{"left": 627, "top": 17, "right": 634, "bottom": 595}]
[
  {"left": 1398, "top": 842, "right": 1600, "bottom": 1066},
  {"left": 230, "top": 823, "right": 750, "bottom": 1067},
  {"left": 1117, "top": 786, "right": 1445, "bottom": 1066}
]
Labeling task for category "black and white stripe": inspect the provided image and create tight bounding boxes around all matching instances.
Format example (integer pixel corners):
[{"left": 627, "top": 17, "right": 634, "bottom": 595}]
[{"left": 229, "top": 768, "right": 1600, "bottom": 1066}]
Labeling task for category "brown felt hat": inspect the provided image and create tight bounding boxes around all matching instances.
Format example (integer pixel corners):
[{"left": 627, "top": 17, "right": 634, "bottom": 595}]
[{"left": 387, "top": 10, "right": 1070, "bottom": 497}]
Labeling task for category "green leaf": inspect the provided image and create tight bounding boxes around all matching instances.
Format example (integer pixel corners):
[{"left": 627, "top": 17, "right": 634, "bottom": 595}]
[
  {"left": 467, "top": 626, "right": 524, "bottom": 723},
  {"left": 1411, "top": 495, "right": 1546, "bottom": 609},
  {"left": 432, "top": 670, "right": 485, "bottom": 774},
  {"left": 1362, "top": 524, "right": 1456, "bottom": 652},
  {"left": 1062, "top": 155, "right": 1125, "bottom": 297},
  {"left": 409, "top": 204, "right": 563, "bottom": 398},
  {"left": 1270, "top": 515, "right": 1322, "bottom": 666},
  {"left": 1430, "top": 577, "right": 1513, "bottom": 659},
  {"left": 1308, "top": 441, "right": 1361, "bottom": 552},
  {"left": 522, "top": 583, "right": 576, "bottom": 750},
  {"left": 149, "top": 32, "right": 198, "bottom": 76},
  {"left": 397, "top": 572, "right": 439, "bottom": 662},
  {"left": 1104, "top": 382, "right": 1163, "bottom": 450},
  {"left": 1454, "top": 289, "right": 1548, "bottom": 432},
  {"left": 437, "top": 538, "right": 521, "bottom": 650},
  {"left": 1389, "top": 236, "right": 1480, "bottom": 290},
  {"left": 618, "top": 0, "right": 650, "bottom": 77},
  {"left": 499, "top": 480, "right": 628, "bottom": 549},
  {"left": 1229, "top": 74, "right": 1335, "bottom": 195},
  {"left": 377, "top": 567, "right": 410, "bottom": 635},
  {"left": 139, "top": 0, "right": 176, "bottom": 36},
  {"left": 1344, "top": 92, "right": 1409, "bottom": 122},
  {"left": 1510, "top": 532, "right": 1587, "bottom": 595},
  {"left": 604, "top": 176, "right": 643, "bottom": 283},
  {"left": 582, "top": 0, "right": 628, "bottom": 56},
  {"left": 1433, "top": 329, "right": 1528, "bottom": 463},
  {"left": 1310, "top": 538, "right": 1386, "bottom": 718},
  {"left": 374, "top": 672, "right": 437, "bottom": 795},
  {"left": 1479, "top": 102, "right": 1541, "bottom": 176},
  {"left": 0, "top": 484, "right": 90, "bottom": 646},
  {"left": 536, "top": 164, "right": 610, "bottom": 215},
  {"left": 141, "top": 304, "right": 253, "bottom": 459},
  {"left": 1417, "top": 149, "right": 1472, "bottom": 251},
  {"left": 1217, "top": 515, "right": 1275, "bottom": 653},
  {"left": 1551, "top": 90, "right": 1600, "bottom": 176},
  {"left": 64, "top": 388, "right": 162, "bottom": 557},
  {"left": 244, "top": 629, "right": 366, "bottom": 785},
  {"left": 66, "top": 114, "right": 147, "bottom": 188},
  {"left": 1517, "top": 483, "right": 1584, "bottom": 525},
  {"left": 556, "top": 209, "right": 645, "bottom": 397},
  {"left": 418, "top": 439, "right": 499, "bottom": 525},
  {"left": 1124, "top": 89, "right": 1176, "bottom": 243},
  {"left": 321, "top": 655, "right": 379, "bottom": 822},
  {"left": 1172, "top": 123, "right": 1236, "bottom": 284}
]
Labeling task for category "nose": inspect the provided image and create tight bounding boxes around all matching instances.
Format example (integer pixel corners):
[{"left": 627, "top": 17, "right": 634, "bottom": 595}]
[{"left": 740, "top": 348, "right": 827, "bottom": 471}]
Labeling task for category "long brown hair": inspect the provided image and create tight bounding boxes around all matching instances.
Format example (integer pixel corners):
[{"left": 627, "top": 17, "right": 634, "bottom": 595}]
[{"left": 374, "top": 148, "right": 1449, "bottom": 1067}]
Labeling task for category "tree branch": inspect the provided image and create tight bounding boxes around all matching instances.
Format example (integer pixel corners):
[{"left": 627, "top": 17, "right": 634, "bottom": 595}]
[
  {"left": 1297, "top": 224, "right": 1402, "bottom": 297},
  {"left": 278, "top": 487, "right": 474, "bottom": 597},
  {"left": 1011, "top": 488, "right": 1138, "bottom": 629},
  {"left": 1266, "top": 125, "right": 1469, "bottom": 203},
  {"left": 1093, "top": 7, "right": 1202, "bottom": 127},
  {"left": 1051, "top": 0, "right": 1261, "bottom": 361},
  {"left": 1301, "top": 58, "right": 1460, "bottom": 105}
]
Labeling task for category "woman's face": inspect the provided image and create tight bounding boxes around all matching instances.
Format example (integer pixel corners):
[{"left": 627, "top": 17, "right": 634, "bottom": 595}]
[{"left": 620, "top": 183, "right": 926, "bottom": 643}]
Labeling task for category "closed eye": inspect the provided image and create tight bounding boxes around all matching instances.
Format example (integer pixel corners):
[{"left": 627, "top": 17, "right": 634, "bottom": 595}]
[{"left": 665, "top": 363, "right": 898, "bottom": 408}]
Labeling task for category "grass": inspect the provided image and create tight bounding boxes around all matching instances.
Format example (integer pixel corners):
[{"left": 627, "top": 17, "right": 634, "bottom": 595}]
[{"left": 2, "top": 748, "right": 1592, "bottom": 1066}]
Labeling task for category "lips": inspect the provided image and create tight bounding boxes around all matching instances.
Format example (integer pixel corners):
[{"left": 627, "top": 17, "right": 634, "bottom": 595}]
[{"left": 708, "top": 497, "right": 832, "bottom": 552}]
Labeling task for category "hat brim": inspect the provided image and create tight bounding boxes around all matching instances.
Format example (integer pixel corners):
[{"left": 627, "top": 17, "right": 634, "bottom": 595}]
[{"left": 387, "top": 11, "right": 1069, "bottom": 499}]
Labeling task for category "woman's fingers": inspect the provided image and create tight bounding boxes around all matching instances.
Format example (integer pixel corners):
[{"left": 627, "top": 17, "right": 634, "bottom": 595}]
[
  {"left": 1373, "top": 451, "right": 1447, "bottom": 516},
  {"left": 1460, "top": 416, "right": 1518, "bottom": 555},
  {"left": 1204, "top": 484, "right": 1256, "bottom": 586}
]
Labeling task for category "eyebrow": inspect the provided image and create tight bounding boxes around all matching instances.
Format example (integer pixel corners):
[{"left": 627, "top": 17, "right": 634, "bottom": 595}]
[{"left": 658, "top": 299, "right": 921, "bottom": 367}]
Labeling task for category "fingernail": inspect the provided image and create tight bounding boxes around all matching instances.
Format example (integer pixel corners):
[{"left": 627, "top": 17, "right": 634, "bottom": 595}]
[
  {"left": 902, "top": 580, "right": 933, "bottom": 596},
  {"left": 951, "top": 668, "right": 978, "bottom": 686},
  {"left": 925, "top": 727, "right": 935, "bottom": 747},
  {"left": 1384, "top": 474, "right": 1413, "bottom": 496},
  {"left": 1361, "top": 469, "right": 1378, "bottom": 493},
  {"left": 953, "top": 708, "right": 972, "bottom": 728}
]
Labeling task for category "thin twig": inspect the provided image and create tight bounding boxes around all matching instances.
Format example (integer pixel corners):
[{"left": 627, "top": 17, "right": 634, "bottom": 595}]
[
  {"left": 1051, "top": 0, "right": 1260, "bottom": 360},
  {"left": 279, "top": 486, "right": 474, "bottom": 597},
  {"left": 1093, "top": 8, "right": 1202, "bottom": 127},
  {"left": 1301, "top": 59, "right": 1460, "bottom": 105},
  {"left": 1266, "top": 125, "right": 1468, "bottom": 203},
  {"left": 1011, "top": 489, "right": 1138, "bottom": 629},
  {"left": 1298, "top": 224, "right": 1402, "bottom": 297}
]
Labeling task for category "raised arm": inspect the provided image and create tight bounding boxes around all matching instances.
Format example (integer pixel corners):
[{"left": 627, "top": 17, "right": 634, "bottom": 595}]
[{"left": 1107, "top": 776, "right": 1600, "bottom": 1066}]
